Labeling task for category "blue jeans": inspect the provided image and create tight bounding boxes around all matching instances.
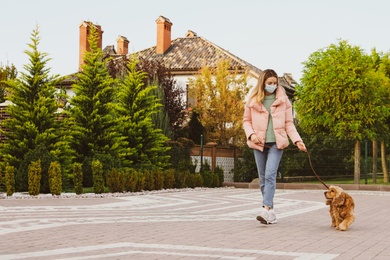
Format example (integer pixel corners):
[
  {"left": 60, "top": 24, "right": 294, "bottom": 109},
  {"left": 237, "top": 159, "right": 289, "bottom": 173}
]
[{"left": 253, "top": 143, "right": 283, "bottom": 208}]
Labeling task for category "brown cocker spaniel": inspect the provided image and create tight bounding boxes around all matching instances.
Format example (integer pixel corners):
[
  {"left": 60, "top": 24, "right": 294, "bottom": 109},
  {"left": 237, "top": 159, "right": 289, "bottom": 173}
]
[{"left": 324, "top": 185, "right": 355, "bottom": 231}]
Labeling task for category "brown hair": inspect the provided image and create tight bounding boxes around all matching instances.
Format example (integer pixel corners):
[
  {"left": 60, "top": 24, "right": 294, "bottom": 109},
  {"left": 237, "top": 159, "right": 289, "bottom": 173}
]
[{"left": 248, "top": 69, "right": 279, "bottom": 103}]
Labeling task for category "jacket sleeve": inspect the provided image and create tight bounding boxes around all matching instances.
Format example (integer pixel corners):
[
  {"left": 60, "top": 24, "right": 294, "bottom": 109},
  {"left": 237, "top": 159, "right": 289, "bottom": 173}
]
[{"left": 243, "top": 105, "right": 254, "bottom": 139}]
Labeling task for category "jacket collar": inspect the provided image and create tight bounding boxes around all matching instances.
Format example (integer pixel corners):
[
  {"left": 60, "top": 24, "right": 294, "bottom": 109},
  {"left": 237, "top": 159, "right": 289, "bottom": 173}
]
[{"left": 248, "top": 86, "right": 286, "bottom": 109}]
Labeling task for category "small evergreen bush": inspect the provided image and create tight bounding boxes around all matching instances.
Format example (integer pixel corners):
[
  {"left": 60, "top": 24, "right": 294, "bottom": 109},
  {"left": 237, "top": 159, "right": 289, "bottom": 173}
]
[
  {"left": 17, "top": 145, "right": 57, "bottom": 193},
  {"left": 0, "top": 167, "right": 2, "bottom": 191},
  {"left": 73, "top": 163, "right": 83, "bottom": 195},
  {"left": 174, "top": 170, "right": 189, "bottom": 188},
  {"left": 214, "top": 165, "right": 224, "bottom": 187},
  {"left": 106, "top": 168, "right": 125, "bottom": 193},
  {"left": 92, "top": 160, "right": 105, "bottom": 194},
  {"left": 143, "top": 170, "right": 155, "bottom": 191},
  {"left": 233, "top": 145, "right": 257, "bottom": 182},
  {"left": 5, "top": 164, "right": 15, "bottom": 196},
  {"left": 154, "top": 170, "right": 165, "bottom": 190},
  {"left": 188, "top": 172, "right": 204, "bottom": 188},
  {"left": 28, "top": 160, "right": 42, "bottom": 196},
  {"left": 124, "top": 168, "right": 145, "bottom": 192},
  {"left": 48, "top": 161, "right": 62, "bottom": 195},
  {"left": 163, "top": 169, "right": 175, "bottom": 189},
  {"left": 201, "top": 170, "right": 213, "bottom": 187},
  {"left": 212, "top": 173, "right": 220, "bottom": 187}
]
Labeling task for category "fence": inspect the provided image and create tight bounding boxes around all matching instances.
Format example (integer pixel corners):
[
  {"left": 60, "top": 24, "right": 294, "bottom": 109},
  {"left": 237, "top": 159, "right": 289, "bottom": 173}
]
[
  {"left": 190, "top": 140, "right": 390, "bottom": 184},
  {"left": 280, "top": 139, "right": 388, "bottom": 180},
  {"left": 190, "top": 142, "right": 239, "bottom": 183}
]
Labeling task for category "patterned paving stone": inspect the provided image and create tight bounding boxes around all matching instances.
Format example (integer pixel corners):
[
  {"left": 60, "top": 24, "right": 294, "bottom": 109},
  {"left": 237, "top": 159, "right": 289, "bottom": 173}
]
[{"left": 1, "top": 187, "right": 389, "bottom": 259}]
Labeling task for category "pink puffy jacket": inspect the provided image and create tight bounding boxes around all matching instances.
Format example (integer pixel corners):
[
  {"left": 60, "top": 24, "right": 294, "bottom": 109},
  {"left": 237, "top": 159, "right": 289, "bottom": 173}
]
[{"left": 243, "top": 86, "right": 302, "bottom": 151}]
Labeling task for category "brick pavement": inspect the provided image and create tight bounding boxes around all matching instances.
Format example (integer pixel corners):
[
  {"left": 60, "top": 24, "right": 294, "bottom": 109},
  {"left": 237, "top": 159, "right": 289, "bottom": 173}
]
[{"left": 1, "top": 187, "right": 390, "bottom": 260}]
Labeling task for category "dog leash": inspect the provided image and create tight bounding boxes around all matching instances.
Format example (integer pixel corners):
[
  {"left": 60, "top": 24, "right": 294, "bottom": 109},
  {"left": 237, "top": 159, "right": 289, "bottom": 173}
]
[
  {"left": 263, "top": 144, "right": 329, "bottom": 189},
  {"left": 306, "top": 150, "right": 329, "bottom": 189}
]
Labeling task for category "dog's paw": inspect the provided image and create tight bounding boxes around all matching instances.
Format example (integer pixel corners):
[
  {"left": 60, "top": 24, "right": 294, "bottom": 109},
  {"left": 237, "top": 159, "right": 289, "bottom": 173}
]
[{"left": 338, "top": 223, "right": 348, "bottom": 231}]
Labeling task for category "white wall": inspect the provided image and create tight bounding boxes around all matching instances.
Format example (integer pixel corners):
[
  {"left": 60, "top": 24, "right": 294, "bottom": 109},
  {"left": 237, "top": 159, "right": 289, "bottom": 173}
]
[
  {"left": 173, "top": 73, "right": 258, "bottom": 107},
  {"left": 62, "top": 73, "right": 259, "bottom": 108}
]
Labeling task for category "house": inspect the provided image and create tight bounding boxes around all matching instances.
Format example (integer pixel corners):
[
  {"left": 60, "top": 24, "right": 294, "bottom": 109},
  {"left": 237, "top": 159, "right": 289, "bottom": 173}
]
[
  {"left": 61, "top": 16, "right": 298, "bottom": 107},
  {"left": 137, "top": 16, "right": 297, "bottom": 105}
]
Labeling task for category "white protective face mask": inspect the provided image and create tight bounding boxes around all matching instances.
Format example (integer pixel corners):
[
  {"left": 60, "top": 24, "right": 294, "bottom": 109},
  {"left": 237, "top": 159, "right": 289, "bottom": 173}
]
[{"left": 264, "top": 84, "right": 277, "bottom": 93}]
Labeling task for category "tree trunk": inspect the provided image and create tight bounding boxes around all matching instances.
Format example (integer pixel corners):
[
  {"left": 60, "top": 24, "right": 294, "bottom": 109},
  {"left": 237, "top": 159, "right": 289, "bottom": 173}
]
[
  {"left": 381, "top": 141, "right": 389, "bottom": 183},
  {"left": 372, "top": 140, "right": 377, "bottom": 184},
  {"left": 354, "top": 140, "right": 361, "bottom": 184}
]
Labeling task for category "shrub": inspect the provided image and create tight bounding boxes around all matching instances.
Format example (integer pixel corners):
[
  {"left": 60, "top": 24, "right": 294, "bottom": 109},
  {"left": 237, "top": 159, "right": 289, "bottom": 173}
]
[
  {"left": 106, "top": 168, "right": 125, "bottom": 193},
  {"left": 143, "top": 170, "right": 155, "bottom": 191},
  {"left": 28, "top": 160, "right": 42, "bottom": 196},
  {"left": 154, "top": 170, "right": 165, "bottom": 190},
  {"left": 92, "top": 160, "right": 105, "bottom": 194},
  {"left": 174, "top": 170, "right": 189, "bottom": 188},
  {"left": 201, "top": 170, "right": 213, "bottom": 187},
  {"left": 82, "top": 153, "right": 121, "bottom": 187},
  {"left": 233, "top": 145, "right": 257, "bottom": 182},
  {"left": 166, "top": 138, "right": 195, "bottom": 172},
  {"left": 48, "top": 161, "right": 62, "bottom": 195},
  {"left": 212, "top": 173, "right": 220, "bottom": 187},
  {"left": 17, "top": 145, "right": 57, "bottom": 193},
  {"left": 5, "top": 163, "right": 15, "bottom": 196},
  {"left": 163, "top": 169, "right": 175, "bottom": 189},
  {"left": 214, "top": 165, "right": 224, "bottom": 187},
  {"left": 188, "top": 172, "right": 203, "bottom": 188},
  {"left": 73, "top": 163, "right": 83, "bottom": 195},
  {"left": 124, "top": 168, "right": 145, "bottom": 192}
]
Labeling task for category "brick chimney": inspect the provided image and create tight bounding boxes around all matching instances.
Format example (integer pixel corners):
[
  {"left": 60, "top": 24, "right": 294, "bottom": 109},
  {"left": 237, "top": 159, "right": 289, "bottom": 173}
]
[
  {"left": 116, "top": 35, "right": 129, "bottom": 55},
  {"left": 79, "top": 21, "right": 103, "bottom": 70},
  {"left": 156, "top": 16, "right": 172, "bottom": 54},
  {"left": 186, "top": 30, "right": 197, "bottom": 37}
]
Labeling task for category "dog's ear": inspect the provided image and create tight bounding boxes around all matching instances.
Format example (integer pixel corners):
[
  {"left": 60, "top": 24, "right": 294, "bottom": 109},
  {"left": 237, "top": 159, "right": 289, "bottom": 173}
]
[
  {"left": 333, "top": 192, "right": 346, "bottom": 206},
  {"left": 344, "top": 193, "right": 354, "bottom": 208}
]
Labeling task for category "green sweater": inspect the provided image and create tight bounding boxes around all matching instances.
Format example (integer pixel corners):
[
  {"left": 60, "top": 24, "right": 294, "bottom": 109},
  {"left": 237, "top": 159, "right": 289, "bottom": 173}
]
[{"left": 262, "top": 94, "right": 276, "bottom": 143}]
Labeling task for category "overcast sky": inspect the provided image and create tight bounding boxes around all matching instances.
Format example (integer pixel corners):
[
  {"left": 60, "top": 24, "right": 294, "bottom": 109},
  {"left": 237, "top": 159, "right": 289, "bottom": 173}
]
[{"left": 1, "top": 0, "right": 389, "bottom": 83}]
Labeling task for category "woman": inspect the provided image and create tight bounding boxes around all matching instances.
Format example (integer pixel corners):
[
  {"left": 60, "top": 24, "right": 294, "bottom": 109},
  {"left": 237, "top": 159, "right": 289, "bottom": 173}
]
[{"left": 243, "top": 69, "right": 307, "bottom": 224}]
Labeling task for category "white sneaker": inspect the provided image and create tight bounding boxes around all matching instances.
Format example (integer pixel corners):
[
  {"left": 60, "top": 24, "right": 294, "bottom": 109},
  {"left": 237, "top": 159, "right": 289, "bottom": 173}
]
[
  {"left": 267, "top": 209, "right": 277, "bottom": 224},
  {"left": 256, "top": 207, "right": 269, "bottom": 224}
]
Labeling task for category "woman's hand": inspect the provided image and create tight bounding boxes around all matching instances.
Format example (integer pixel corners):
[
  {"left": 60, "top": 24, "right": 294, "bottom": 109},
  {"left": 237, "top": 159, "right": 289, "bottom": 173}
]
[
  {"left": 250, "top": 134, "right": 261, "bottom": 144},
  {"left": 296, "top": 141, "right": 307, "bottom": 152}
]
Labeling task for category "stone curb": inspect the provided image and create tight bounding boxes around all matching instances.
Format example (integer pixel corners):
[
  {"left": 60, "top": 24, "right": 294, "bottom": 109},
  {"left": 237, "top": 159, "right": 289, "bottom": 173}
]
[{"left": 223, "top": 181, "right": 390, "bottom": 191}]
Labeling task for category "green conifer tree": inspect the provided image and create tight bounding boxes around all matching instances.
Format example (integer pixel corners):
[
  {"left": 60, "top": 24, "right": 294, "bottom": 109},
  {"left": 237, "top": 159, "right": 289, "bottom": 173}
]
[
  {"left": 66, "top": 23, "right": 129, "bottom": 186},
  {"left": 0, "top": 25, "right": 71, "bottom": 192},
  {"left": 0, "top": 63, "right": 17, "bottom": 102},
  {"left": 117, "top": 57, "right": 170, "bottom": 169}
]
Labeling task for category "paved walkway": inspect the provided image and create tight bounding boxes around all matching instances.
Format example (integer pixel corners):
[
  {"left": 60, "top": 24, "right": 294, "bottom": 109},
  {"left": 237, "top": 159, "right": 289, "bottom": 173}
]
[{"left": 1, "top": 187, "right": 390, "bottom": 260}]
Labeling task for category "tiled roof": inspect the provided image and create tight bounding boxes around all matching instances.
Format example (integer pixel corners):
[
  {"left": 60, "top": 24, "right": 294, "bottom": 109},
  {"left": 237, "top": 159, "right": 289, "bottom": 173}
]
[
  {"left": 135, "top": 35, "right": 295, "bottom": 94},
  {"left": 136, "top": 35, "right": 262, "bottom": 75},
  {"left": 60, "top": 72, "right": 78, "bottom": 86}
]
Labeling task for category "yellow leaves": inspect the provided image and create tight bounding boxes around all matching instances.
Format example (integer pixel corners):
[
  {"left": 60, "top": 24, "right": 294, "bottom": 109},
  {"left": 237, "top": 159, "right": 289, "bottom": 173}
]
[{"left": 188, "top": 59, "right": 250, "bottom": 146}]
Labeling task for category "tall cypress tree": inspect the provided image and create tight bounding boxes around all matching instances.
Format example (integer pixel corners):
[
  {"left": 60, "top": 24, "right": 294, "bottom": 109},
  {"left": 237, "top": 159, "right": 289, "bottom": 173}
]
[
  {"left": 0, "top": 25, "right": 71, "bottom": 192},
  {"left": 67, "top": 23, "right": 129, "bottom": 186},
  {"left": 117, "top": 57, "right": 170, "bottom": 169}
]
